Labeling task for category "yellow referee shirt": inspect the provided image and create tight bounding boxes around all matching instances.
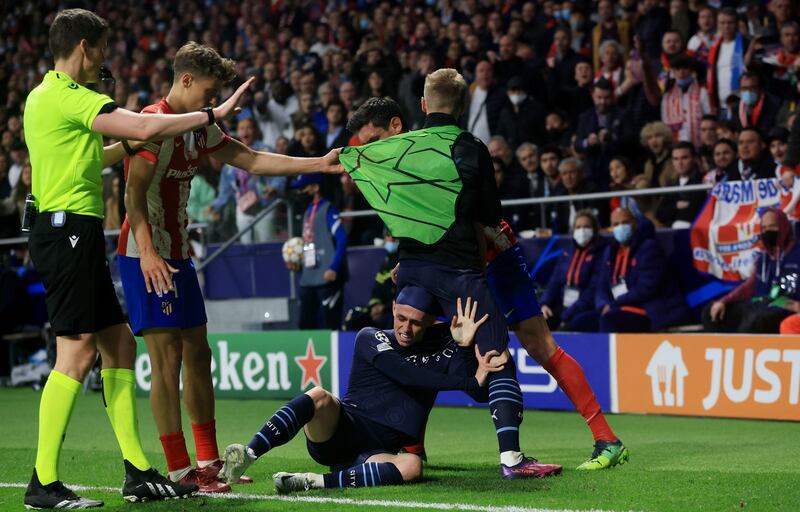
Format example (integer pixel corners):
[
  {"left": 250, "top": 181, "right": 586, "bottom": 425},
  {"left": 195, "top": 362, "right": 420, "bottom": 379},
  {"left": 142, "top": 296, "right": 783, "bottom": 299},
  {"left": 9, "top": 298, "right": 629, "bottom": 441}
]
[{"left": 24, "top": 71, "right": 116, "bottom": 218}]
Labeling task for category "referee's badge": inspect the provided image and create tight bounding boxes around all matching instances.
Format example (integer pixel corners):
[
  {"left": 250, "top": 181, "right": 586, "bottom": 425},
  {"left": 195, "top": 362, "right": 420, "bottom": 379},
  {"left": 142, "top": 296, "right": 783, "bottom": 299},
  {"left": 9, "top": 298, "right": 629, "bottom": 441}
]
[{"left": 161, "top": 300, "right": 173, "bottom": 316}]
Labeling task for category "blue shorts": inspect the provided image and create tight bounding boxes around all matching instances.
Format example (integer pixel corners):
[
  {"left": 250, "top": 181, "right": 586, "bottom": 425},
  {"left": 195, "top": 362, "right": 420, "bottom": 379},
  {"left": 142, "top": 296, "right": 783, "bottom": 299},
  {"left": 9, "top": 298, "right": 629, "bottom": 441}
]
[
  {"left": 306, "top": 404, "right": 413, "bottom": 471},
  {"left": 486, "top": 245, "right": 542, "bottom": 326},
  {"left": 397, "top": 259, "right": 509, "bottom": 353},
  {"left": 118, "top": 255, "right": 208, "bottom": 335}
]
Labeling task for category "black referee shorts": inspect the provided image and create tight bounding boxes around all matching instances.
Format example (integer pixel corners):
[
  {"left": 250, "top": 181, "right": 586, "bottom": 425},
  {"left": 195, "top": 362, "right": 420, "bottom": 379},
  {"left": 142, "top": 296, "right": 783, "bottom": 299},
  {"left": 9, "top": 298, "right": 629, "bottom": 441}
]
[{"left": 28, "top": 212, "right": 125, "bottom": 336}]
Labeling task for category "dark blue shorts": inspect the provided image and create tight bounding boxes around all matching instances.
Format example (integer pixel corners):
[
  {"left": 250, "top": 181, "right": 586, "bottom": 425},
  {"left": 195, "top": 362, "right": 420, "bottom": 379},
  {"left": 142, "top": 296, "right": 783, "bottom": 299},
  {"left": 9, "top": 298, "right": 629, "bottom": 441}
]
[
  {"left": 306, "top": 404, "right": 413, "bottom": 471},
  {"left": 397, "top": 259, "right": 509, "bottom": 353},
  {"left": 486, "top": 245, "right": 542, "bottom": 326},
  {"left": 118, "top": 256, "right": 208, "bottom": 335}
]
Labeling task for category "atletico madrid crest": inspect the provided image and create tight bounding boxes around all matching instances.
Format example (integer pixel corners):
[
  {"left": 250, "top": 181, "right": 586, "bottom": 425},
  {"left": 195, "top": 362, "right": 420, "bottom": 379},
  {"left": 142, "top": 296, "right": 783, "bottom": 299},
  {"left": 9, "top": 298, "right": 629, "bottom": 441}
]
[{"left": 161, "top": 300, "right": 173, "bottom": 316}]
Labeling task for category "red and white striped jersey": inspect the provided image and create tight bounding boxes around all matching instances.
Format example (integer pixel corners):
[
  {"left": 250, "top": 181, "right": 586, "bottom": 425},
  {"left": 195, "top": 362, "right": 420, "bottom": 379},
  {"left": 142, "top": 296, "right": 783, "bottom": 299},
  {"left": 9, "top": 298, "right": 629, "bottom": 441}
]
[{"left": 118, "top": 98, "right": 230, "bottom": 260}]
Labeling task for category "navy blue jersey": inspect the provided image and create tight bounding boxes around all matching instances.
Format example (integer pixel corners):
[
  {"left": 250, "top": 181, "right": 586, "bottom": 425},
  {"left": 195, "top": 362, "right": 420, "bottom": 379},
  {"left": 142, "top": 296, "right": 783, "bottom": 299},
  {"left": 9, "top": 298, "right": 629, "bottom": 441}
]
[{"left": 341, "top": 324, "right": 479, "bottom": 440}]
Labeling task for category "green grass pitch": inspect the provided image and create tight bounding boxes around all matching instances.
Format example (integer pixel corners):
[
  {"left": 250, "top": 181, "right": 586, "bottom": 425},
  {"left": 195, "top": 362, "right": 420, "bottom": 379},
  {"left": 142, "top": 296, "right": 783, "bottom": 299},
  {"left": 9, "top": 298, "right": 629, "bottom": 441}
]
[{"left": 0, "top": 387, "right": 798, "bottom": 511}]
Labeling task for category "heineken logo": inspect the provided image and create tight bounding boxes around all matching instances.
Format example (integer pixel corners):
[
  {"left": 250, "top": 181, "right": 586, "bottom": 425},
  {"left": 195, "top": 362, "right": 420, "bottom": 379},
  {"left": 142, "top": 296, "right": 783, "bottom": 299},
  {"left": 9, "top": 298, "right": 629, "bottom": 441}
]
[{"left": 134, "top": 333, "right": 331, "bottom": 398}]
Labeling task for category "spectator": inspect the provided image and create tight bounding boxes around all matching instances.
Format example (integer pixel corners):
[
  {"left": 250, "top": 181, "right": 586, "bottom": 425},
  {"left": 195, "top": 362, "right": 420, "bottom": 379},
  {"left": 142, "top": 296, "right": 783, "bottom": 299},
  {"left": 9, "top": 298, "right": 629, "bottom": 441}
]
[
  {"left": 323, "top": 100, "right": 350, "bottom": 151},
  {"left": 699, "top": 115, "right": 719, "bottom": 171},
  {"left": 662, "top": 54, "right": 713, "bottom": 147},
  {"left": 524, "top": 144, "right": 561, "bottom": 230},
  {"left": 768, "top": 126, "right": 790, "bottom": 165},
  {"left": 594, "top": 40, "right": 626, "bottom": 97},
  {"left": 546, "top": 27, "right": 584, "bottom": 109},
  {"left": 591, "top": 0, "right": 632, "bottom": 70},
  {"left": 540, "top": 210, "right": 607, "bottom": 331},
  {"left": 518, "top": 143, "right": 540, "bottom": 196},
  {"left": 716, "top": 119, "right": 740, "bottom": 142},
  {"left": 635, "top": 0, "right": 672, "bottom": 62},
  {"left": 687, "top": 5, "right": 718, "bottom": 68},
  {"left": 544, "top": 110, "right": 574, "bottom": 148},
  {"left": 737, "top": 72, "right": 783, "bottom": 135},
  {"left": 492, "top": 158, "right": 526, "bottom": 207},
  {"left": 708, "top": 7, "right": 749, "bottom": 114},
  {"left": 290, "top": 173, "right": 348, "bottom": 330},
  {"left": 550, "top": 158, "right": 610, "bottom": 234},
  {"left": 211, "top": 118, "right": 287, "bottom": 243},
  {"left": 343, "top": 232, "right": 399, "bottom": 331},
  {"left": 754, "top": 21, "right": 800, "bottom": 100},
  {"left": 656, "top": 30, "right": 686, "bottom": 90},
  {"left": 398, "top": 51, "right": 436, "bottom": 130},
  {"left": 492, "top": 35, "right": 526, "bottom": 88},
  {"left": 656, "top": 142, "right": 708, "bottom": 229},
  {"left": 704, "top": 138, "right": 738, "bottom": 184},
  {"left": 497, "top": 76, "right": 546, "bottom": 149},
  {"left": 574, "top": 79, "right": 633, "bottom": 188},
  {"left": 703, "top": 208, "right": 799, "bottom": 333},
  {"left": 582, "top": 208, "right": 689, "bottom": 332},
  {"left": 608, "top": 156, "right": 644, "bottom": 219},
  {"left": 462, "top": 60, "right": 505, "bottom": 144},
  {"left": 639, "top": 121, "right": 676, "bottom": 188},
  {"left": 488, "top": 135, "right": 526, "bottom": 191},
  {"left": 733, "top": 127, "right": 777, "bottom": 180},
  {"left": 253, "top": 84, "right": 294, "bottom": 150},
  {"left": 561, "top": 60, "right": 594, "bottom": 126}
]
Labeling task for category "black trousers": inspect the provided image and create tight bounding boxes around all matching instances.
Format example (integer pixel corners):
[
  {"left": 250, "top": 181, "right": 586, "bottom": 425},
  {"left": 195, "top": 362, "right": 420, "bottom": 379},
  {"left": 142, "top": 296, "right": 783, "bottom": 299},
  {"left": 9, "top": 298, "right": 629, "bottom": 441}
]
[
  {"left": 702, "top": 300, "right": 792, "bottom": 333},
  {"left": 299, "top": 282, "right": 344, "bottom": 330}
]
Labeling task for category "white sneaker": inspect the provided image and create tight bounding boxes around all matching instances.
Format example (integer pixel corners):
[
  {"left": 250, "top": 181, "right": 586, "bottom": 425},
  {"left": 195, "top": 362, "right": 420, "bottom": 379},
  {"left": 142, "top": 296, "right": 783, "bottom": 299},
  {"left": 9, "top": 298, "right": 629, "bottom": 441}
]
[
  {"left": 221, "top": 444, "right": 256, "bottom": 484},
  {"left": 273, "top": 472, "right": 321, "bottom": 494}
]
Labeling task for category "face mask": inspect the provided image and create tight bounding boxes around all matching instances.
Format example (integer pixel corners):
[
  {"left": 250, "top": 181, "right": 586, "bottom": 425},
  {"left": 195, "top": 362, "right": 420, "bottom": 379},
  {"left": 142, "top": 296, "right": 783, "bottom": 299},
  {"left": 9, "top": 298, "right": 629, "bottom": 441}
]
[
  {"left": 613, "top": 223, "right": 633, "bottom": 244},
  {"left": 742, "top": 90, "right": 759, "bottom": 106},
  {"left": 573, "top": 227, "right": 594, "bottom": 247},
  {"left": 509, "top": 93, "right": 527, "bottom": 105},
  {"left": 555, "top": 8, "right": 572, "bottom": 20},
  {"left": 761, "top": 230, "right": 779, "bottom": 248},
  {"left": 384, "top": 240, "right": 399, "bottom": 254},
  {"left": 676, "top": 76, "right": 693, "bottom": 89},
  {"left": 360, "top": 18, "right": 371, "bottom": 30}
]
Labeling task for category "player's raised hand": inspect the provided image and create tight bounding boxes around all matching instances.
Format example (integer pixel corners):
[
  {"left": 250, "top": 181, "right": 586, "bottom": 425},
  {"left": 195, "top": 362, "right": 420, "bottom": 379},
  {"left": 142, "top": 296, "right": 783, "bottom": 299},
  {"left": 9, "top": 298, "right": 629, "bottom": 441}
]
[
  {"left": 321, "top": 148, "right": 344, "bottom": 174},
  {"left": 474, "top": 347, "right": 506, "bottom": 387},
  {"left": 450, "top": 296, "right": 489, "bottom": 347},
  {"left": 214, "top": 77, "right": 256, "bottom": 121}
]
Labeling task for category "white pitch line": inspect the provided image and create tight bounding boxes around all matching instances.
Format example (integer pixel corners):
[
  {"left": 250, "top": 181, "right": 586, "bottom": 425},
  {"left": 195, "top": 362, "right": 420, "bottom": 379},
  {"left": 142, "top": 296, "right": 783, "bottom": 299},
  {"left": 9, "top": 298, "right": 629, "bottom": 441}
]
[{"left": 0, "top": 482, "right": 619, "bottom": 512}]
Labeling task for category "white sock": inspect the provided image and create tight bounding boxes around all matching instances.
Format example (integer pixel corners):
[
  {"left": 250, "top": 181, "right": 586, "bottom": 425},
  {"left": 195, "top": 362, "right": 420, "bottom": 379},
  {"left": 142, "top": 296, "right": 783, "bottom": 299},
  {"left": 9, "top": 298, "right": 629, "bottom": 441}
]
[
  {"left": 169, "top": 465, "right": 192, "bottom": 482},
  {"left": 196, "top": 458, "right": 218, "bottom": 469},
  {"left": 500, "top": 451, "right": 524, "bottom": 467},
  {"left": 308, "top": 473, "right": 324, "bottom": 488}
]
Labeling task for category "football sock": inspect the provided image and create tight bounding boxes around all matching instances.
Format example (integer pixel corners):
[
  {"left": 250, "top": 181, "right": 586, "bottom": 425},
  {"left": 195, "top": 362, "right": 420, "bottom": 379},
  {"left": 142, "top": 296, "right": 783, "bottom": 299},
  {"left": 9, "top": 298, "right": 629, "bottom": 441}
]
[
  {"left": 101, "top": 368, "right": 151, "bottom": 471},
  {"left": 160, "top": 431, "right": 192, "bottom": 481},
  {"left": 247, "top": 393, "right": 315, "bottom": 457},
  {"left": 543, "top": 348, "right": 616, "bottom": 442},
  {"left": 487, "top": 360, "right": 523, "bottom": 456},
  {"left": 322, "top": 462, "right": 404, "bottom": 488},
  {"left": 191, "top": 419, "right": 220, "bottom": 467},
  {"left": 35, "top": 370, "right": 80, "bottom": 485}
]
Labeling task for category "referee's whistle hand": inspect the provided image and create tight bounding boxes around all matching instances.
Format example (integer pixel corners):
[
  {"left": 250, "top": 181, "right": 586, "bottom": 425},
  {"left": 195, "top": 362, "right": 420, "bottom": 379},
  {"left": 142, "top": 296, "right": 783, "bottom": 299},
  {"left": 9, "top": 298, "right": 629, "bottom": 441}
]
[
  {"left": 140, "top": 252, "right": 179, "bottom": 296},
  {"left": 214, "top": 77, "right": 256, "bottom": 122}
]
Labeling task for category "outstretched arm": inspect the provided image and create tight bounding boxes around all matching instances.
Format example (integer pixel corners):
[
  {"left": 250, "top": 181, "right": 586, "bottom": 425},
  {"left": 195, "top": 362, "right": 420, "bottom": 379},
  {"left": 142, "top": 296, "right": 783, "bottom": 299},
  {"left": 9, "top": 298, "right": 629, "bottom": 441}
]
[{"left": 211, "top": 137, "right": 342, "bottom": 176}]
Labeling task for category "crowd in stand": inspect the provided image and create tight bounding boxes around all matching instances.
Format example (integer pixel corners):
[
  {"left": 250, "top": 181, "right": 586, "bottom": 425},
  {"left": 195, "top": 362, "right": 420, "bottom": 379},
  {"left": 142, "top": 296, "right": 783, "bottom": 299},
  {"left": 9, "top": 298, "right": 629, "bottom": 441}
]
[{"left": 3, "top": 0, "right": 800, "bottom": 334}]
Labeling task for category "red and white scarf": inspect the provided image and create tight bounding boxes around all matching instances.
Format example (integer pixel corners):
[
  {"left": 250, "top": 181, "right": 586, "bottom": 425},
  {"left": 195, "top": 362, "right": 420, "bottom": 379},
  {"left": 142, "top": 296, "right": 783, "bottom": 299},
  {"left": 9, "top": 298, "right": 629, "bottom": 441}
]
[
  {"left": 738, "top": 93, "right": 765, "bottom": 128},
  {"left": 663, "top": 82, "right": 704, "bottom": 147}
]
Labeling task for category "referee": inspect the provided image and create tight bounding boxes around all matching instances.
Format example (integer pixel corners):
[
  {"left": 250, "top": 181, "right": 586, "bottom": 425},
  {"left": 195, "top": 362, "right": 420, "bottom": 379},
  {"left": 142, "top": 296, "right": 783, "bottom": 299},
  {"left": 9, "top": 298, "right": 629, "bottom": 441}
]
[{"left": 22, "top": 9, "right": 252, "bottom": 509}]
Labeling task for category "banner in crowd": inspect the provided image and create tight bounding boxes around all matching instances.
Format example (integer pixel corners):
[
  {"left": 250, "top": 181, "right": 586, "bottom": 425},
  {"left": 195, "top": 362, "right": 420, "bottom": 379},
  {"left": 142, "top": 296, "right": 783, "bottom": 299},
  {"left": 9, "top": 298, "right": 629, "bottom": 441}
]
[
  {"left": 336, "top": 332, "right": 611, "bottom": 412},
  {"left": 134, "top": 331, "right": 333, "bottom": 399},
  {"left": 613, "top": 333, "right": 800, "bottom": 421},
  {"left": 690, "top": 178, "right": 800, "bottom": 281}
]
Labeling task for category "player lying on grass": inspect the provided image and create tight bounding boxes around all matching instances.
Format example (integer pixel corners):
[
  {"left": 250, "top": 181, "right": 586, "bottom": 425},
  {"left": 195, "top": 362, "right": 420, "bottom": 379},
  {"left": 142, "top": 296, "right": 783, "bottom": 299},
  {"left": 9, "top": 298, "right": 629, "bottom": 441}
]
[
  {"left": 221, "top": 289, "right": 560, "bottom": 492},
  {"left": 347, "top": 97, "right": 628, "bottom": 471}
]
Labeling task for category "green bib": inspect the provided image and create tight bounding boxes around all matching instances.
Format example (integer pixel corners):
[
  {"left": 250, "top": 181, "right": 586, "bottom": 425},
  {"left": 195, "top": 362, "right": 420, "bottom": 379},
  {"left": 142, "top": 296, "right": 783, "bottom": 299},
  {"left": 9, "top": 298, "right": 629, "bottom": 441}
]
[{"left": 339, "top": 125, "right": 464, "bottom": 245}]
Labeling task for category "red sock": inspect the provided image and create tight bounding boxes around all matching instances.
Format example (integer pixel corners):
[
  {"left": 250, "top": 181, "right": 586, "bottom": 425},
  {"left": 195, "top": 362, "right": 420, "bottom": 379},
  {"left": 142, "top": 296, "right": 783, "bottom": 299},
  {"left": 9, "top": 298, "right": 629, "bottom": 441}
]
[
  {"left": 159, "top": 431, "right": 191, "bottom": 472},
  {"left": 543, "top": 347, "right": 617, "bottom": 442},
  {"left": 191, "top": 419, "right": 220, "bottom": 464}
]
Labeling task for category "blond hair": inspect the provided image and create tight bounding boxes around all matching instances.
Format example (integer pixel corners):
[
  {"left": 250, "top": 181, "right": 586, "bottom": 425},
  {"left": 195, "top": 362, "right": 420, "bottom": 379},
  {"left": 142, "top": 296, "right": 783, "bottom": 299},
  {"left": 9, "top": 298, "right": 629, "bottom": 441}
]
[
  {"left": 639, "top": 121, "right": 673, "bottom": 148},
  {"left": 423, "top": 68, "right": 467, "bottom": 118},
  {"left": 174, "top": 41, "right": 237, "bottom": 83}
]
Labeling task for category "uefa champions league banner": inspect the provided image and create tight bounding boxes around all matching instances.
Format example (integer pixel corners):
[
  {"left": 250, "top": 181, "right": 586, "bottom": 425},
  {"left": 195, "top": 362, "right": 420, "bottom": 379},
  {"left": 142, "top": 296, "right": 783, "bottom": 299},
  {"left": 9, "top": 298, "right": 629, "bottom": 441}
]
[
  {"left": 690, "top": 178, "right": 800, "bottom": 281},
  {"left": 336, "top": 332, "right": 612, "bottom": 412},
  {"left": 133, "top": 331, "right": 334, "bottom": 399},
  {"left": 613, "top": 334, "right": 800, "bottom": 421}
]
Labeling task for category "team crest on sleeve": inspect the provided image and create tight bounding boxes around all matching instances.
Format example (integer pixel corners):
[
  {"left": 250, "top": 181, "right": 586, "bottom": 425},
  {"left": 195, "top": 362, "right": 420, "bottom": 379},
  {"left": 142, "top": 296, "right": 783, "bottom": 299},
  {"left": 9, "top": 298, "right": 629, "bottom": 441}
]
[{"left": 374, "top": 331, "right": 392, "bottom": 351}]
